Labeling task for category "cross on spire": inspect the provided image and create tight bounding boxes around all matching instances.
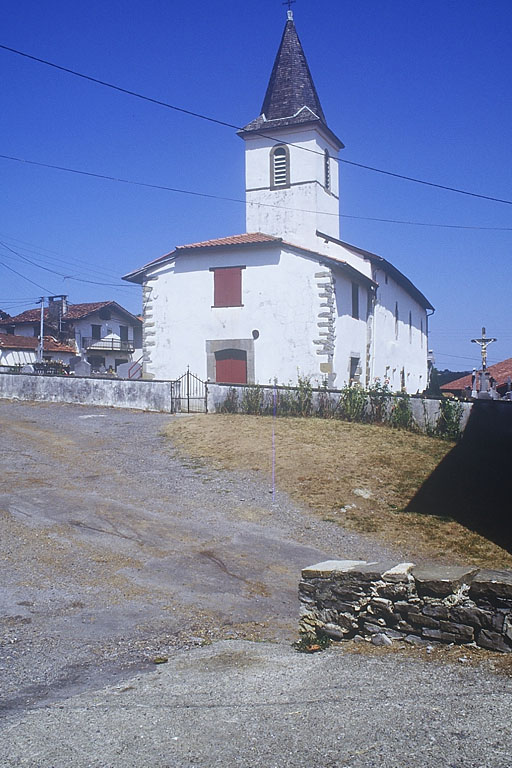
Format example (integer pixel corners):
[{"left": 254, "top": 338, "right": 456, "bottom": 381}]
[{"left": 283, "top": 0, "right": 296, "bottom": 17}]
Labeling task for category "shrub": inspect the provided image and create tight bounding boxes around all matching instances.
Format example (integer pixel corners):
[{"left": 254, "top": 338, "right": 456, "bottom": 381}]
[
  {"left": 367, "top": 379, "right": 391, "bottom": 423},
  {"left": 436, "top": 397, "right": 463, "bottom": 441},
  {"left": 220, "top": 387, "right": 239, "bottom": 413},
  {"left": 240, "top": 384, "right": 264, "bottom": 415},
  {"left": 389, "top": 392, "right": 413, "bottom": 430},
  {"left": 337, "top": 385, "right": 367, "bottom": 423}
]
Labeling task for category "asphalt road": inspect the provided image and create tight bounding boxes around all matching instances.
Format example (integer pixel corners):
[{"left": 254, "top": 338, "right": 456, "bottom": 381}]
[{"left": 1, "top": 400, "right": 511, "bottom": 767}]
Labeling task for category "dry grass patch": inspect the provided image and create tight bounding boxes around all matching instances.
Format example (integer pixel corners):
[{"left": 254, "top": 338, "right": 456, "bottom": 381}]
[{"left": 165, "top": 414, "right": 512, "bottom": 568}]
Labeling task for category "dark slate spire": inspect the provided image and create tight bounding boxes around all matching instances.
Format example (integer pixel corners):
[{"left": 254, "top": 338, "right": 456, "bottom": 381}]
[
  {"left": 261, "top": 14, "right": 326, "bottom": 123},
  {"left": 240, "top": 13, "right": 343, "bottom": 149}
]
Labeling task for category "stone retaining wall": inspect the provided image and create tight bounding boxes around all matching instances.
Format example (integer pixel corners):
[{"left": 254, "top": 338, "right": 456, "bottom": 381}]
[
  {"left": 299, "top": 560, "right": 512, "bottom": 652},
  {"left": 0, "top": 373, "right": 178, "bottom": 413}
]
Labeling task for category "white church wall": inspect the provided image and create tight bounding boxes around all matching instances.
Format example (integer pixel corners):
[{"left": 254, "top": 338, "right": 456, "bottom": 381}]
[
  {"left": 332, "top": 275, "right": 369, "bottom": 388},
  {"left": 143, "top": 246, "right": 328, "bottom": 385},
  {"left": 371, "top": 271, "right": 428, "bottom": 393}
]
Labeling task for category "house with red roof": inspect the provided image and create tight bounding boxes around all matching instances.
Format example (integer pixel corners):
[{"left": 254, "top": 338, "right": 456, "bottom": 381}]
[
  {"left": 0, "top": 296, "right": 142, "bottom": 373},
  {"left": 0, "top": 333, "right": 76, "bottom": 368},
  {"left": 123, "top": 11, "right": 433, "bottom": 392},
  {"left": 441, "top": 358, "right": 512, "bottom": 399}
]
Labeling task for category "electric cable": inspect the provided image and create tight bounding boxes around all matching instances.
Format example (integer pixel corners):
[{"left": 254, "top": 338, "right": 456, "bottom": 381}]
[
  {"left": 1, "top": 44, "right": 511, "bottom": 206},
  {"left": 1, "top": 153, "right": 511, "bottom": 232}
]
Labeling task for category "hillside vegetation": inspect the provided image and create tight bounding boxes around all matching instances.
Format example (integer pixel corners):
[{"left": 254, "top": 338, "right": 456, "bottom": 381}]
[{"left": 164, "top": 414, "right": 512, "bottom": 568}]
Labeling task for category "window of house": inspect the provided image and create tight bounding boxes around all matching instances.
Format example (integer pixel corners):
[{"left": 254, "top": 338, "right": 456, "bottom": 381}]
[
  {"left": 98, "top": 308, "right": 111, "bottom": 320},
  {"left": 351, "top": 282, "right": 359, "bottom": 319},
  {"left": 395, "top": 303, "right": 399, "bottom": 339},
  {"left": 119, "top": 325, "right": 128, "bottom": 342},
  {"left": 211, "top": 266, "right": 244, "bottom": 307},
  {"left": 420, "top": 318, "right": 424, "bottom": 348},
  {"left": 270, "top": 145, "right": 290, "bottom": 188},
  {"left": 324, "top": 149, "right": 330, "bottom": 191},
  {"left": 91, "top": 324, "right": 102, "bottom": 340}
]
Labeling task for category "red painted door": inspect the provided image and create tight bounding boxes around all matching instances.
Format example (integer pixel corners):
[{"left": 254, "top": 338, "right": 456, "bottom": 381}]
[{"left": 215, "top": 349, "right": 247, "bottom": 384}]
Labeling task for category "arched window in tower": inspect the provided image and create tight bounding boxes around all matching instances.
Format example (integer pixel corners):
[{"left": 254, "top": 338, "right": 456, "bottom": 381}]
[
  {"left": 324, "top": 149, "right": 330, "bottom": 191},
  {"left": 395, "top": 302, "right": 399, "bottom": 339},
  {"left": 270, "top": 145, "right": 290, "bottom": 188}
]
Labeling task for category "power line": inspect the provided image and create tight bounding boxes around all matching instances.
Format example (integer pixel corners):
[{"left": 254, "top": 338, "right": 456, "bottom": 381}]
[
  {"left": 1, "top": 153, "right": 511, "bottom": 232},
  {"left": 1, "top": 44, "right": 512, "bottom": 206},
  {"left": 0, "top": 258, "right": 53, "bottom": 293},
  {"left": 0, "top": 233, "right": 134, "bottom": 283},
  {"left": 0, "top": 240, "right": 136, "bottom": 288}
]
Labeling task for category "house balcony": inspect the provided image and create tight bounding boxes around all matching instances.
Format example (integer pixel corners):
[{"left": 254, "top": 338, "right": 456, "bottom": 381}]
[{"left": 82, "top": 337, "right": 135, "bottom": 353}]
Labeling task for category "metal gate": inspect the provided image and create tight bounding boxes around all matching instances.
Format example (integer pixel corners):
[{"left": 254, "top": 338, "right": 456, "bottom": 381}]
[{"left": 174, "top": 368, "right": 207, "bottom": 413}]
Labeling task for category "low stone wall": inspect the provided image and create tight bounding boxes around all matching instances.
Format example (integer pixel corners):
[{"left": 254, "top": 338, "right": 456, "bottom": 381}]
[
  {"left": 299, "top": 560, "right": 512, "bottom": 653},
  {"left": 206, "top": 382, "right": 473, "bottom": 435},
  {"left": 0, "top": 373, "right": 177, "bottom": 413}
]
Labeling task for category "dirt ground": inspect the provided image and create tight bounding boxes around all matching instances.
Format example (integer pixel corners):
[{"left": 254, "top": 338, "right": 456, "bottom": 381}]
[
  {"left": 2, "top": 401, "right": 512, "bottom": 768},
  {"left": 0, "top": 399, "right": 398, "bottom": 715}
]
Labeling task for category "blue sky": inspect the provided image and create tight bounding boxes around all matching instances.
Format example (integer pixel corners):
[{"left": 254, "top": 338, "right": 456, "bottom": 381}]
[{"left": 1, "top": 0, "right": 510, "bottom": 371}]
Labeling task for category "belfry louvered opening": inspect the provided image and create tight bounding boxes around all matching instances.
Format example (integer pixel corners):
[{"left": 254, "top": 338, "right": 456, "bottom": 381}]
[{"left": 270, "top": 145, "right": 290, "bottom": 188}]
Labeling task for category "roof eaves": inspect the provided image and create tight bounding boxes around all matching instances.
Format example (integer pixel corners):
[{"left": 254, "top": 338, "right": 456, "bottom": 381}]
[
  {"left": 122, "top": 250, "right": 178, "bottom": 283},
  {"left": 317, "top": 231, "right": 434, "bottom": 311}
]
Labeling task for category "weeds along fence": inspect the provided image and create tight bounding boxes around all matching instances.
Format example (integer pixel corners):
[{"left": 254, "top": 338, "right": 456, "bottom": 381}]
[{"left": 206, "top": 380, "right": 472, "bottom": 440}]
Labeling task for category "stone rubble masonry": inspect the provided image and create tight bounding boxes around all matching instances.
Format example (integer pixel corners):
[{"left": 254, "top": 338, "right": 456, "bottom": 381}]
[{"left": 299, "top": 560, "right": 512, "bottom": 653}]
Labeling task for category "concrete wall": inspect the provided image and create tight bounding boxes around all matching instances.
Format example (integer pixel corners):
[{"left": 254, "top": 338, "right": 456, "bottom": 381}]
[
  {"left": 0, "top": 373, "right": 176, "bottom": 413},
  {"left": 299, "top": 560, "right": 512, "bottom": 653}
]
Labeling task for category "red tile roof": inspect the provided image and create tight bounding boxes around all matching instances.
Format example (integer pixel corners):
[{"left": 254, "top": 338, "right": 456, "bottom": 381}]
[
  {"left": 0, "top": 301, "right": 141, "bottom": 326},
  {"left": 441, "top": 358, "right": 512, "bottom": 392},
  {"left": 122, "top": 233, "right": 283, "bottom": 282},
  {"left": 0, "top": 334, "right": 76, "bottom": 354},
  {"left": 176, "top": 233, "right": 281, "bottom": 250}
]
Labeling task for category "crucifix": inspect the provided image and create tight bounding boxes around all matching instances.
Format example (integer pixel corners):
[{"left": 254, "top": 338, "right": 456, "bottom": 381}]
[
  {"left": 471, "top": 326, "right": 497, "bottom": 371},
  {"left": 283, "top": 0, "right": 296, "bottom": 12}
]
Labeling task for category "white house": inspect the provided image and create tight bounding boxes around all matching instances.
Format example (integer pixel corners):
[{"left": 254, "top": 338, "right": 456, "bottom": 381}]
[
  {"left": 0, "top": 334, "right": 76, "bottom": 367},
  {"left": 0, "top": 296, "right": 143, "bottom": 373},
  {"left": 123, "top": 11, "right": 433, "bottom": 393}
]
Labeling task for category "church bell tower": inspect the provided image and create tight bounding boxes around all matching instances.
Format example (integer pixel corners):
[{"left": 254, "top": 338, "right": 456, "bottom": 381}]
[{"left": 238, "top": 10, "right": 344, "bottom": 250}]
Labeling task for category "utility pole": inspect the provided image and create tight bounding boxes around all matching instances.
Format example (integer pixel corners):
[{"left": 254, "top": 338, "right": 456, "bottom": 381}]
[
  {"left": 38, "top": 297, "right": 45, "bottom": 362},
  {"left": 471, "top": 327, "right": 496, "bottom": 371}
]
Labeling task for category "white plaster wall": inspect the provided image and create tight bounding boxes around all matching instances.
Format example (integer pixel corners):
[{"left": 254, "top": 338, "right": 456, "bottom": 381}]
[
  {"left": 371, "top": 271, "right": 429, "bottom": 393},
  {"left": 244, "top": 127, "right": 340, "bottom": 250},
  {"left": 332, "top": 275, "right": 369, "bottom": 388},
  {"left": 143, "top": 246, "right": 327, "bottom": 384},
  {"left": 0, "top": 373, "right": 176, "bottom": 412},
  {"left": 13, "top": 325, "right": 37, "bottom": 337}
]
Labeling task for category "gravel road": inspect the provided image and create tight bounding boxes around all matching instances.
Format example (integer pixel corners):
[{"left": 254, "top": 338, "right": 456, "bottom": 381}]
[{"left": 1, "top": 400, "right": 511, "bottom": 767}]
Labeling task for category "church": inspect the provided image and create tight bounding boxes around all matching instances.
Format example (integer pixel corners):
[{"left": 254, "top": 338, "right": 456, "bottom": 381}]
[{"left": 123, "top": 11, "right": 433, "bottom": 393}]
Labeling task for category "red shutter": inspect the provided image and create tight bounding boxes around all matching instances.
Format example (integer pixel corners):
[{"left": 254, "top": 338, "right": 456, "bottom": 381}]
[{"left": 213, "top": 268, "right": 242, "bottom": 307}]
